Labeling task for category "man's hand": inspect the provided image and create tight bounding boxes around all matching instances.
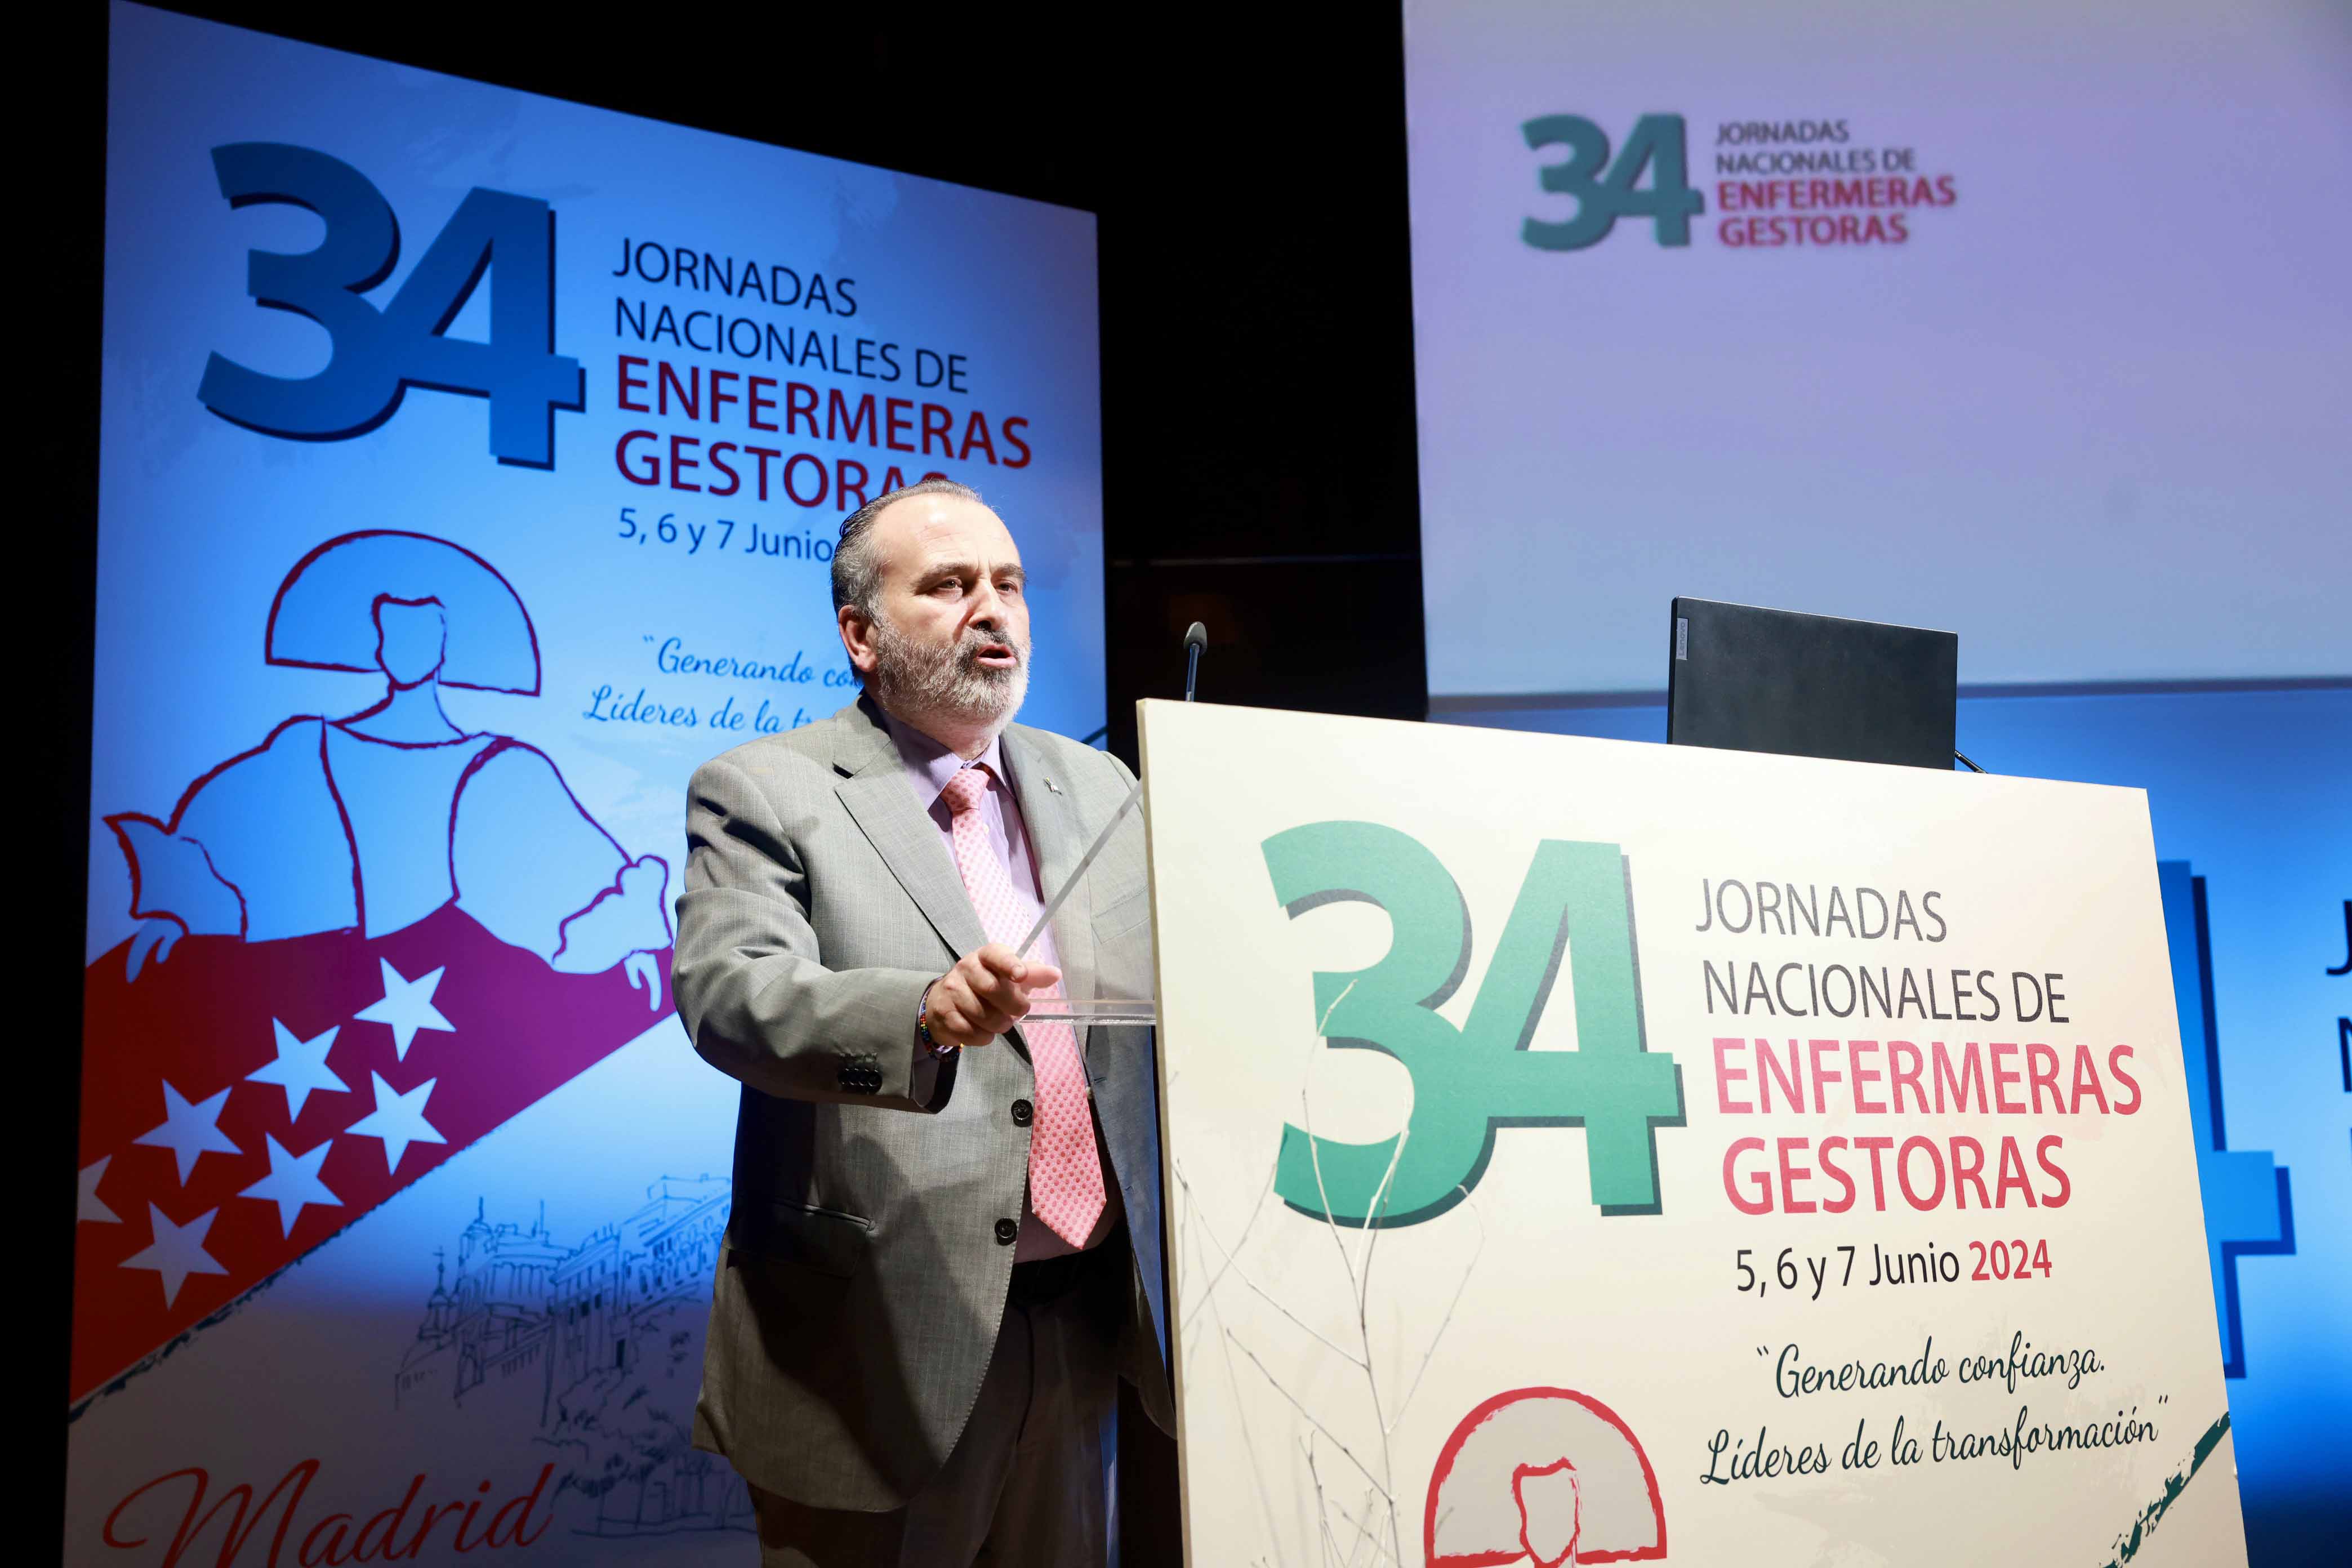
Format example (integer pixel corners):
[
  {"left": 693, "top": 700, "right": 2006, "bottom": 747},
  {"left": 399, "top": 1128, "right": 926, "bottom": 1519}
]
[{"left": 925, "top": 944, "right": 1062, "bottom": 1050}]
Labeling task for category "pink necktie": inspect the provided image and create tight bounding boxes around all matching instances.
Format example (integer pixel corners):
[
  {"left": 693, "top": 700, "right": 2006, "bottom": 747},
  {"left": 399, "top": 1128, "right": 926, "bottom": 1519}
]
[{"left": 939, "top": 767, "right": 1106, "bottom": 1249}]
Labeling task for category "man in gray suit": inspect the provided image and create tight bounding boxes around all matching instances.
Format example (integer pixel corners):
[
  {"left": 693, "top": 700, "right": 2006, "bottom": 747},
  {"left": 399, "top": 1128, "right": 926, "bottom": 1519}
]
[{"left": 674, "top": 479, "right": 1171, "bottom": 1567}]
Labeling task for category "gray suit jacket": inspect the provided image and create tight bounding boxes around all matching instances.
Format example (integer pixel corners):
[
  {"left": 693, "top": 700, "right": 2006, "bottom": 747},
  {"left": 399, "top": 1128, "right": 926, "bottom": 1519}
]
[{"left": 674, "top": 695, "right": 1173, "bottom": 1511}]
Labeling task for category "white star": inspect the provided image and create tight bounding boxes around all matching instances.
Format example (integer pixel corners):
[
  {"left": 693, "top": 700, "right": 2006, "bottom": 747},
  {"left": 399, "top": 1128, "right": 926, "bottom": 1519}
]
[
  {"left": 79, "top": 1157, "right": 121, "bottom": 1224},
  {"left": 120, "top": 1204, "right": 228, "bottom": 1307},
  {"left": 133, "top": 1081, "right": 242, "bottom": 1184},
  {"left": 353, "top": 961, "right": 455, "bottom": 1061},
  {"left": 239, "top": 1134, "right": 341, "bottom": 1236},
  {"left": 345, "top": 1072, "right": 447, "bottom": 1174},
  {"left": 245, "top": 1019, "right": 349, "bottom": 1121}
]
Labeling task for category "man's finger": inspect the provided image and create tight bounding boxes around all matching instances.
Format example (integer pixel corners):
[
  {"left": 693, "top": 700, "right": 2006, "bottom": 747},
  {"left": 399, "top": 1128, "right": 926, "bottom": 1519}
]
[
  {"left": 939, "top": 1009, "right": 992, "bottom": 1047},
  {"left": 975, "top": 944, "right": 1028, "bottom": 982},
  {"left": 970, "top": 966, "right": 1033, "bottom": 1009},
  {"left": 973, "top": 961, "right": 1060, "bottom": 1001},
  {"left": 944, "top": 979, "right": 1009, "bottom": 1031},
  {"left": 936, "top": 1006, "right": 992, "bottom": 1048}
]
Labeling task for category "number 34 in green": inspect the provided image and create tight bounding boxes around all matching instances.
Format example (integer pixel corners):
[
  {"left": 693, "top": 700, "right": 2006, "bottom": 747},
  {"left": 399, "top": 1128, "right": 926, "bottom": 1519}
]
[{"left": 1262, "top": 822, "right": 1682, "bottom": 1228}]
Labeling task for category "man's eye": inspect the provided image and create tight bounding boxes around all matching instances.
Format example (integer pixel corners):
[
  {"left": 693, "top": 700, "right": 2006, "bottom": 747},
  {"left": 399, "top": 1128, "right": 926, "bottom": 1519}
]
[{"left": 997, "top": 580, "right": 1022, "bottom": 598}]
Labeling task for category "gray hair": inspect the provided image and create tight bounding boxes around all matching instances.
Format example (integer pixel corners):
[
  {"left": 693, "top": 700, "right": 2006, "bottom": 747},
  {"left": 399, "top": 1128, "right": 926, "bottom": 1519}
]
[{"left": 831, "top": 478, "right": 985, "bottom": 618}]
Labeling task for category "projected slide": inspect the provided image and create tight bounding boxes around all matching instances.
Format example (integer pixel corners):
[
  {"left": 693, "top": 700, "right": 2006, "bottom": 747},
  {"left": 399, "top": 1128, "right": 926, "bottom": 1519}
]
[
  {"left": 74, "top": 3, "right": 1101, "bottom": 1558},
  {"left": 1405, "top": 0, "right": 2352, "bottom": 698}
]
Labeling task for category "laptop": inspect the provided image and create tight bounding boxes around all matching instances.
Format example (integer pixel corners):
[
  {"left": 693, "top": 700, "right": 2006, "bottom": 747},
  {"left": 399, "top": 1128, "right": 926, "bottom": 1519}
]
[{"left": 1666, "top": 598, "right": 1958, "bottom": 769}]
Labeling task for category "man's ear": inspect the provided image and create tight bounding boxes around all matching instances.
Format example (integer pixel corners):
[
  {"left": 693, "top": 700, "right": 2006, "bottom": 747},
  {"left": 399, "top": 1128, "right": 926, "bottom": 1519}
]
[{"left": 839, "top": 605, "right": 879, "bottom": 676}]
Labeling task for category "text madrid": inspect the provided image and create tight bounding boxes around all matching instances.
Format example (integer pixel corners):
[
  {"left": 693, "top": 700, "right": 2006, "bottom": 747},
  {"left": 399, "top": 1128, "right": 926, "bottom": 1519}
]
[{"left": 103, "top": 1460, "right": 556, "bottom": 1566}]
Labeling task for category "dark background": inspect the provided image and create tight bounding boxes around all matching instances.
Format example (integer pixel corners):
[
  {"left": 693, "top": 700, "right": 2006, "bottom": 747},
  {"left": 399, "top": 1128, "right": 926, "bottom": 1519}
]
[{"left": 42, "top": 4, "right": 1425, "bottom": 1560}]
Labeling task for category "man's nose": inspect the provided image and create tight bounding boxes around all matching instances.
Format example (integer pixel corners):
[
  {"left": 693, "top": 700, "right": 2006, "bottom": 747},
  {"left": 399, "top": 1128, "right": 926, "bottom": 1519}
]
[{"left": 966, "top": 579, "right": 1007, "bottom": 630}]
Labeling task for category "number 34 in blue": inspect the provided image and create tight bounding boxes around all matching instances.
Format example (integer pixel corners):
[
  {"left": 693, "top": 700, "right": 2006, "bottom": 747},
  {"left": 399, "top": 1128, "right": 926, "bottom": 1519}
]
[{"left": 197, "top": 142, "right": 584, "bottom": 468}]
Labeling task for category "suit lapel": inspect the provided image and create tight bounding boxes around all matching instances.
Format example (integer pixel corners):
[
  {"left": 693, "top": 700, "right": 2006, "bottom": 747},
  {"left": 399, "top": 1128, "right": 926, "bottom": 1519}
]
[
  {"left": 831, "top": 700, "right": 987, "bottom": 963},
  {"left": 1000, "top": 727, "right": 1101, "bottom": 1057}
]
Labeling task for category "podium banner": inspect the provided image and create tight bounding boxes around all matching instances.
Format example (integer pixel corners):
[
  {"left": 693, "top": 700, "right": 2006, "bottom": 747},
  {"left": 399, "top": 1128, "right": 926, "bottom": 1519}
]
[{"left": 1138, "top": 700, "right": 2245, "bottom": 1567}]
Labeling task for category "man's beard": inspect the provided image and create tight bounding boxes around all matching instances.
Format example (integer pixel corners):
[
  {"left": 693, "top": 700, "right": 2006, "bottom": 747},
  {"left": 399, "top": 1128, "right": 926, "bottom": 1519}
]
[{"left": 867, "top": 611, "right": 1030, "bottom": 734}]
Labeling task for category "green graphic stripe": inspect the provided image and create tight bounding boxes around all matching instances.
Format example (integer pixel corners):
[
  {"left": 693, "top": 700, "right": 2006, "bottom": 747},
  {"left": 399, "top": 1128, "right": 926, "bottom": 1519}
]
[{"left": 2101, "top": 1412, "right": 2233, "bottom": 1566}]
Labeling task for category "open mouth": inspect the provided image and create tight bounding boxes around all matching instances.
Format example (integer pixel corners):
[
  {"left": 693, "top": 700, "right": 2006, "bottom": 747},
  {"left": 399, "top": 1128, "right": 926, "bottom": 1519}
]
[{"left": 970, "top": 641, "right": 1019, "bottom": 671}]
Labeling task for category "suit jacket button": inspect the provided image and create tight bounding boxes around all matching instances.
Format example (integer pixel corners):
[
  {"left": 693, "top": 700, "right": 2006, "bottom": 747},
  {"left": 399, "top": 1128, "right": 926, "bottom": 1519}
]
[
  {"left": 1010, "top": 1099, "right": 1034, "bottom": 1126},
  {"left": 994, "top": 1218, "right": 1019, "bottom": 1245}
]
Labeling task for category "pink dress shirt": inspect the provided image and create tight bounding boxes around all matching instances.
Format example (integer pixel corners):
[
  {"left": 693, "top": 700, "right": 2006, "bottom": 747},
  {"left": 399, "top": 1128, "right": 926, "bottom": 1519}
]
[{"left": 884, "top": 715, "right": 1121, "bottom": 1260}]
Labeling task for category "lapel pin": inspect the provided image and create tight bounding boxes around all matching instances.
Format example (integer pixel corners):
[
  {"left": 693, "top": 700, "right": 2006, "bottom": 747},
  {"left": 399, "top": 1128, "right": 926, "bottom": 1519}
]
[{"left": 1044, "top": 777, "right": 1063, "bottom": 795}]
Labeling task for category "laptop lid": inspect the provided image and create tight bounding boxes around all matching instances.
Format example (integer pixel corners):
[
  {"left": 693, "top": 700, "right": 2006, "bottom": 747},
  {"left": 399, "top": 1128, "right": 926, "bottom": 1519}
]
[{"left": 1667, "top": 598, "right": 1958, "bottom": 769}]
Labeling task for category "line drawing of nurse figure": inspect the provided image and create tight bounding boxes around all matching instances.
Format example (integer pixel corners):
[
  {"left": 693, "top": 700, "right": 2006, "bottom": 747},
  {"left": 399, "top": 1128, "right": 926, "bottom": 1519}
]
[
  {"left": 108, "top": 529, "right": 670, "bottom": 1006},
  {"left": 1426, "top": 1387, "right": 1666, "bottom": 1566},
  {"left": 1512, "top": 1459, "right": 1581, "bottom": 1568}
]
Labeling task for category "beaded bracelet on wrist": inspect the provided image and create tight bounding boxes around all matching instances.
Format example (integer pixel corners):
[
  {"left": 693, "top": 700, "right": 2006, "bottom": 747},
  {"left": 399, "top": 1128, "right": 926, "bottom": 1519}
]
[{"left": 917, "top": 979, "right": 955, "bottom": 1057}]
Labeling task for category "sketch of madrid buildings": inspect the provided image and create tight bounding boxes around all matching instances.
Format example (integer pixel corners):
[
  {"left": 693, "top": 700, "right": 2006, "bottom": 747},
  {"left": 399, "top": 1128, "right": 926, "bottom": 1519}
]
[{"left": 395, "top": 1175, "right": 749, "bottom": 1536}]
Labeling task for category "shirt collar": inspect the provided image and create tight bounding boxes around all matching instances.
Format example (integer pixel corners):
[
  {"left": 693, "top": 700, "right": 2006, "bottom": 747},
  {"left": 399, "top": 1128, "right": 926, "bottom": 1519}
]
[{"left": 880, "top": 710, "right": 1005, "bottom": 810}]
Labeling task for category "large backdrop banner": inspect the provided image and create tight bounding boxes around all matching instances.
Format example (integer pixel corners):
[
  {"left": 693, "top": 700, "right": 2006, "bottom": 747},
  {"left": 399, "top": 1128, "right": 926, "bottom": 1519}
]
[
  {"left": 1139, "top": 700, "right": 2247, "bottom": 1568},
  {"left": 75, "top": 4, "right": 1102, "bottom": 1561}
]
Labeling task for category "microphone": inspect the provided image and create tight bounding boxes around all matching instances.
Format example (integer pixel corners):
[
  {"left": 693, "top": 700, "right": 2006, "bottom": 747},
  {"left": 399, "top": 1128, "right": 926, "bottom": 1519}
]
[{"left": 1183, "top": 622, "right": 1207, "bottom": 702}]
